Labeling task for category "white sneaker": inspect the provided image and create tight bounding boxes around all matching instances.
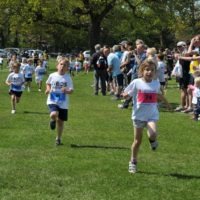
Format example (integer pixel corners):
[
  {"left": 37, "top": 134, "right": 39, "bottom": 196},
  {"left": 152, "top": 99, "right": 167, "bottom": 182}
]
[
  {"left": 150, "top": 140, "right": 158, "bottom": 150},
  {"left": 118, "top": 104, "right": 124, "bottom": 109},
  {"left": 27, "top": 87, "right": 30, "bottom": 92},
  {"left": 11, "top": 110, "right": 16, "bottom": 114},
  {"left": 128, "top": 162, "right": 137, "bottom": 174},
  {"left": 38, "top": 89, "right": 41, "bottom": 92}
]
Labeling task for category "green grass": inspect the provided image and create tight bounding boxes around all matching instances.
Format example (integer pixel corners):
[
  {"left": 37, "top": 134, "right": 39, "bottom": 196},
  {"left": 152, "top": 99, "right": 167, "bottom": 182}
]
[{"left": 0, "top": 59, "right": 200, "bottom": 200}]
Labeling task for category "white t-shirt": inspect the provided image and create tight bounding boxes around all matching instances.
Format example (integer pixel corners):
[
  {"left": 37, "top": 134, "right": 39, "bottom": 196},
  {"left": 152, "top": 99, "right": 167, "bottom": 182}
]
[
  {"left": 192, "top": 87, "right": 200, "bottom": 105},
  {"left": 23, "top": 64, "right": 35, "bottom": 78},
  {"left": 35, "top": 65, "right": 46, "bottom": 81},
  {"left": 46, "top": 72, "right": 73, "bottom": 109},
  {"left": 121, "top": 51, "right": 129, "bottom": 63},
  {"left": 157, "top": 61, "right": 166, "bottom": 82},
  {"left": 6, "top": 72, "right": 25, "bottom": 92},
  {"left": 125, "top": 78, "right": 160, "bottom": 121}
]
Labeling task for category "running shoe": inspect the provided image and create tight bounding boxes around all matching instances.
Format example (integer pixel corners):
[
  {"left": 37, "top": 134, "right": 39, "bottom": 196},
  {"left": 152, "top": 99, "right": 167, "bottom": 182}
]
[{"left": 128, "top": 162, "right": 137, "bottom": 174}]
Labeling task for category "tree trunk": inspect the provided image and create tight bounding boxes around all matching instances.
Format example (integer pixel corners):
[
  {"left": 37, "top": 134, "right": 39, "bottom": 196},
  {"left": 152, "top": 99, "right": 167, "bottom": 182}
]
[{"left": 89, "top": 19, "right": 101, "bottom": 52}]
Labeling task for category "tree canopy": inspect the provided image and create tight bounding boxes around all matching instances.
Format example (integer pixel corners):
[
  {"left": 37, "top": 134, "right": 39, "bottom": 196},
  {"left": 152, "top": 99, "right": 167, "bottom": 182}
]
[{"left": 0, "top": 0, "right": 200, "bottom": 52}]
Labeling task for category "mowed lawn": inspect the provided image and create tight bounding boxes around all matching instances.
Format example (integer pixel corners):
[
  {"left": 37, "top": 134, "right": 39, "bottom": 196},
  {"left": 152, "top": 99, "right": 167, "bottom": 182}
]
[{"left": 0, "top": 59, "right": 200, "bottom": 200}]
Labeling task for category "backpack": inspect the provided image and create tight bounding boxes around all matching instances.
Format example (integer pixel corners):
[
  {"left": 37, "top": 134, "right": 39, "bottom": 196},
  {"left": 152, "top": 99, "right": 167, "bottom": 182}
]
[{"left": 96, "top": 56, "right": 107, "bottom": 70}]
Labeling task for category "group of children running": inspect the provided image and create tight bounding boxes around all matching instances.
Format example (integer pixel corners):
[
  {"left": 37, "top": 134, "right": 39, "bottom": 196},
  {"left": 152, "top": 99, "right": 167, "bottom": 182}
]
[
  {"left": 5, "top": 55, "right": 73, "bottom": 146},
  {"left": 3, "top": 35, "right": 200, "bottom": 174}
]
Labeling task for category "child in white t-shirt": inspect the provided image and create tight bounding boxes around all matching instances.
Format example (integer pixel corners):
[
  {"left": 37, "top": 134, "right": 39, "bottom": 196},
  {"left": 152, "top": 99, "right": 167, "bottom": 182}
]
[
  {"left": 35, "top": 59, "right": 46, "bottom": 91},
  {"left": 157, "top": 53, "right": 167, "bottom": 95},
  {"left": 45, "top": 58, "right": 73, "bottom": 145},
  {"left": 5, "top": 62, "right": 25, "bottom": 114},
  {"left": 23, "top": 58, "right": 35, "bottom": 92},
  {"left": 192, "top": 76, "right": 200, "bottom": 120},
  {"left": 122, "top": 59, "right": 171, "bottom": 174},
  {"left": 83, "top": 57, "right": 90, "bottom": 74}
]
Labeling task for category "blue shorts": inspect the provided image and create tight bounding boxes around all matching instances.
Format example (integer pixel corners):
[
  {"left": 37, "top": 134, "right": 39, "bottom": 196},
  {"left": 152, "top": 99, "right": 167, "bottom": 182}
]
[{"left": 48, "top": 104, "right": 68, "bottom": 121}]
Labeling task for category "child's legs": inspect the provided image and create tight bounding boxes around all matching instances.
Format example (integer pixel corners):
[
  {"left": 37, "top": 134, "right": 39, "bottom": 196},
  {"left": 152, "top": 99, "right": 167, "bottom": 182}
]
[
  {"left": 57, "top": 118, "right": 64, "bottom": 139},
  {"left": 16, "top": 96, "right": 21, "bottom": 103},
  {"left": 187, "top": 87, "right": 193, "bottom": 109},
  {"left": 131, "top": 126, "right": 143, "bottom": 162},
  {"left": 146, "top": 121, "right": 157, "bottom": 141},
  {"left": 11, "top": 95, "right": 16, "bottom": 110},
  {"left": 50, "top": 111, "right": 58, "bottom": 121},
  {"left": 38, "top": 80, "right": 42, "bottom": 89}
]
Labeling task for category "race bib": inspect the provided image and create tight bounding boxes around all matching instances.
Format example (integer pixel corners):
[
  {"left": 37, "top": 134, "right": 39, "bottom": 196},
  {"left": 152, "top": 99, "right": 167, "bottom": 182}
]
[
  {"left": 137, "top": 90, "right": 157, "bottom": 103},
  {"left": 50, "top": 92, "right": 65, "bottom": 103},
  {"left": 25, "top": 73, "right": 32, "bottom": 78},
  {"left": 11, "top": 84, "right": 22, "bottom": 91},
  {"left": 39, "top": 71, "right": 45, "bottom": 75}
]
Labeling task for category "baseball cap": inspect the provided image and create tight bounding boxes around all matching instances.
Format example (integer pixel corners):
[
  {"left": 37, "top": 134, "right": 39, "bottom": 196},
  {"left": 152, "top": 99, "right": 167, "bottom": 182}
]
[
  {"left": 119, "top": 40, "right": 128, "bottom": 45},
  {"left": 177, "top": 41, "right": 186, "bottom": 47}
]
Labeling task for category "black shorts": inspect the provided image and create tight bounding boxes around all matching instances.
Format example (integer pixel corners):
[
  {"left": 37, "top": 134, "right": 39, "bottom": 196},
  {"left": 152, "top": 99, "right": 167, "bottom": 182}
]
[
  {"left": 160, "top": 82, "right": 166, "bottom": 86},
  {"left": 25, "top": 78, "right": 32, "bottom": 82},
  {"left": 9, "top": 90, "right": 23, "bottom": 97},
  {"left": 116, "top": 74, "right": 123, "bottom": 87},
  {"left": 179, "top": 76, "right": 190, "bottom": 89},
  {"left": 189, "top": 74, "right": 194, "bottom": 85},
  {"left": 48, "top": 104, "right": 68, "bottom": 121}
]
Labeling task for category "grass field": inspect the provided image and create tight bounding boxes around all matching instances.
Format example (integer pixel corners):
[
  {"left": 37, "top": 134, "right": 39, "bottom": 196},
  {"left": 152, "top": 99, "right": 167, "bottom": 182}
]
[{"left": 0, "top": 59, "right": 200, "bottom": 200}]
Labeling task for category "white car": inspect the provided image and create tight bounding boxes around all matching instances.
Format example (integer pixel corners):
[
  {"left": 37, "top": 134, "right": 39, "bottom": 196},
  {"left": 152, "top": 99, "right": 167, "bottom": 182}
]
[
  {"left": 27, "top": 49, "right": 43, "bottom": 58},
  {"left": 83, "top": 50, "right": 90, "bottom": 58}
]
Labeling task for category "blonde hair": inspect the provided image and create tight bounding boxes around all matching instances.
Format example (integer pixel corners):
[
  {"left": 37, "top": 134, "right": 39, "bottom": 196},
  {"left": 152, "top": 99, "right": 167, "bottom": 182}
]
[
  {"left": 194, "top": 76, "right": 200, "bottom": 85},
  {"left": 12, "top": 62, "right": 20, "bottom": 70},
  {"left": 57, "top": 57, "right": 69, "bottom": 67},
  {"left": 146, "top": 47, "right": 157, "bottom": 56},
  {"left": 138, "top": 59, "right": 156, "bottom": 77}
]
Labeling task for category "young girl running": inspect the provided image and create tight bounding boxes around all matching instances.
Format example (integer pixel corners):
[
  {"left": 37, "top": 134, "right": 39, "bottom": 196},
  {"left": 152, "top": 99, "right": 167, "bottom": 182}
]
[
  {"left": 45, "top": 57, "right": 73, "bottom": 145},
  {"left": 35, "top": 59, "right": 46, "bottom": 92},
  {"left": 23, "top": 58, "right": 35, "bottom": 92},
  {"left": 122, "top": 59, "right": 171, "bottom": 174},
  {"left": 5, "top": 62, "right": 25, "bottom": 114}
]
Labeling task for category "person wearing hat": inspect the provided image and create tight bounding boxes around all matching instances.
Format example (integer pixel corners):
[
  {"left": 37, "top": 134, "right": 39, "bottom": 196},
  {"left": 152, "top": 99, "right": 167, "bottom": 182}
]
[{"left": 174, "top": 41, "right": 191, "bottom": 112}]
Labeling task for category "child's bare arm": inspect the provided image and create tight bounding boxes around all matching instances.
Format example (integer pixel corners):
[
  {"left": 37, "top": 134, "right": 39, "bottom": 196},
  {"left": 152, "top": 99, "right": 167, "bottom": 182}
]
[
  {"left": 121, "top": 91, "right": 130, "bottom": 99},
  {"left": 45, "top": 84, "right": 51, "bottom": 94},
  {"left": 157, "top": 94, "right": 173, "bottom": 111},
  {"left": 5, "top": 80, "right": 11, "bottom": 86},
  {"left": 61, "top": 87, "right": 73, "bottom": 94}
]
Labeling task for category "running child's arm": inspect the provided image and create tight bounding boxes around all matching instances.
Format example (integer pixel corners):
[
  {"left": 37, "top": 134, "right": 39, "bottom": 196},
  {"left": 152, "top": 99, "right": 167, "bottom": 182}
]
[
  {"left": 5, "top": 76, "right": 11, "bottom": 86},
  {"left": 61, "top": 87, "right": 73, "bottom": 94},
  {"left": 157, "top": 94, "right": 173, "bottom": 111},
  {"left": 121, "top": 91, "right": 130, "bottom": 99},
  {"left": 5, "top": 80, "right": 11, "bottom": 86},
  {"left": 45, "top": 84, "right": 51, "bottom": 94}
]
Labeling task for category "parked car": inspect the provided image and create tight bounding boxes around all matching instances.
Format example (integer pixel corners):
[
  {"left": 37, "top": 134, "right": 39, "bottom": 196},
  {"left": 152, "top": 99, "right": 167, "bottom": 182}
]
[
  {"left": 27, "top": 49, "right": 43, "bottom": 57},
  {"left": 0, "top": 49, "right": 7, "bottom": 58},
  {"left": 83, "top": 50, "right": 90, "bottom": 58},
  {"left": 4, "top": 47, "right": 20, "bottom": 55}
]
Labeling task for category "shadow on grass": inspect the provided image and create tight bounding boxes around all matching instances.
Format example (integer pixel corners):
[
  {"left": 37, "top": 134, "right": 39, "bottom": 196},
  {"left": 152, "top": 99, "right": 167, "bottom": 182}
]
[
  {"left": 138, "top": 171, "right": 200, "bottom": 180},
  {"left": 70, "top": 144, "right": 129, "bottom": 150},
  {"left": 23, "top": 111, "right": 49, "bottom": 115},
  {"left": 159, "top": 102, "right": 179, "bottom": 112}
]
